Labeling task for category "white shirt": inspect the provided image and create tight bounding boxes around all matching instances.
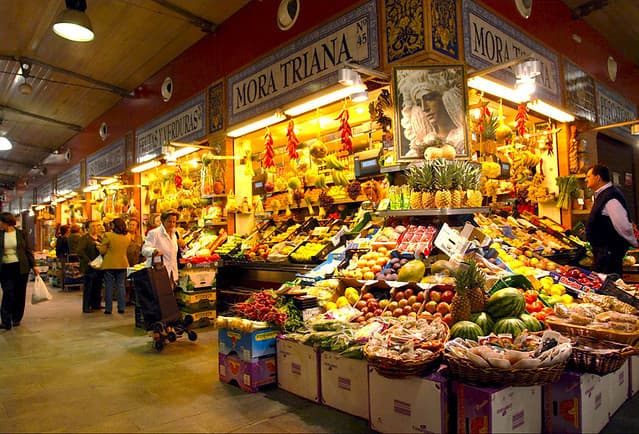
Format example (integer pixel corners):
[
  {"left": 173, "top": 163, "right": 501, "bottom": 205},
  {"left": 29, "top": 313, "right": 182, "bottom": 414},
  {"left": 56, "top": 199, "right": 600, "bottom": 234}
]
[
  {"left": 2, "top": 231, "right": 18, "bottom": 264},
  {"left": 141, "top": 224, "right": 180, "bottom": 282},
  {"left": 594, "top": 182, "right": 639, "bottom": 248}
]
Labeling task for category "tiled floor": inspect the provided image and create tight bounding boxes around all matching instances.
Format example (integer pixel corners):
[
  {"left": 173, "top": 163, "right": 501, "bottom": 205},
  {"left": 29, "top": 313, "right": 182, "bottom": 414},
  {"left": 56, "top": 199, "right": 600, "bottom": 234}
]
[
  {"left": 1, "top": 281, "right": 636, "bottom": 433},
  {"left": 0, "top": 281, "right": 371, "bottom": 433}
]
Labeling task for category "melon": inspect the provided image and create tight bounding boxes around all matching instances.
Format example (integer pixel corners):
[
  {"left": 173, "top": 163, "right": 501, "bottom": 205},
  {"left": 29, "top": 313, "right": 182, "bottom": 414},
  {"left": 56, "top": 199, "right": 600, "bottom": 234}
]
[
  {"left": 519, "top": 313, "right": 544, "bottom": 332},
  {"left": 486, "top": 287, "right": 526, "bottom": 319},
  {"left": 450, "top": 321, "right": 484, "bottom": 341},
  {"left": 471, "top": 312, "right": 494, "bottom": 335},
  {"left": 397, "top": 259, "right": 426, "bottom": 282},
  {"left": 493, "top": 317, "right": 527, "bottom": 337}
]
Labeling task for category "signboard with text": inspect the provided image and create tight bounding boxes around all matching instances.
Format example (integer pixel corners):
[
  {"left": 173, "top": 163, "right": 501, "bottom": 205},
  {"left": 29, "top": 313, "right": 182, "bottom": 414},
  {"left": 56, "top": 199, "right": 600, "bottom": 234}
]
[
  {"left": 597, "top": 83, "right": 637, "bottom": 141},
  {"left": 56, "top": 164, "right": 82, "bottom": 195},
  {"left": 36, "top": 182, "right": 53, "bottom": 204},
  {"left": 87, "top": 139, "right": 126, "bottom": 178}
]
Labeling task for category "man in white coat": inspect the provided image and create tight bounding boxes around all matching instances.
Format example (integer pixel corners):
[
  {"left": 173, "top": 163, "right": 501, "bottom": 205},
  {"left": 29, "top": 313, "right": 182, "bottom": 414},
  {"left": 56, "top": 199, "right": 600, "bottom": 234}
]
[{"left": 141, "top": 209, "right": 186, "bottom": 283}]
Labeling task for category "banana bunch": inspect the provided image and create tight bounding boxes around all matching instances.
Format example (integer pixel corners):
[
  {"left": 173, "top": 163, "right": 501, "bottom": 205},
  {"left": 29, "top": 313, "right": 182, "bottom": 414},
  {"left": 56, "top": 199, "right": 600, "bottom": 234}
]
[
  {"left": 323, "top": 154, "right": 346, "bottom": 170},
  {"left": 331, "top": 169, "right": 349, "bottom": 186},
  {"left": 514, "top": 150, "right": 539, "bottom": 168},
  {"left": 314, "top": 174, "right": 328, "bottom": 189},
  {"left": 328, "top": 185, "right": 347, "bottom": 200}
]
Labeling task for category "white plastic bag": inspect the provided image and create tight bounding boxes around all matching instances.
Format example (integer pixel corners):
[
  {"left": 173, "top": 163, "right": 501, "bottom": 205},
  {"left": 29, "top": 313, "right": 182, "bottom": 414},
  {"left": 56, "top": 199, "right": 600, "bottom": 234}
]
[
  {"left": 89, "top": 255, "right": 103, "bottom": 269},
  {"left": 31, "top": 275, "right": 52, "bottom": 304}
]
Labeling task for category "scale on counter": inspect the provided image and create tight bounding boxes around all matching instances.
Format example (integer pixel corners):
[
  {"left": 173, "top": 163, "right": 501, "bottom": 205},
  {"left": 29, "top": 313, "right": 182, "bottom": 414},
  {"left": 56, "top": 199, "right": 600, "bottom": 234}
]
[
  {"left": 252, "top": 173, "right": 266, "bottom": 195},
  {"left": 353, "top": 148, "right": 382, "bottom": 177}
]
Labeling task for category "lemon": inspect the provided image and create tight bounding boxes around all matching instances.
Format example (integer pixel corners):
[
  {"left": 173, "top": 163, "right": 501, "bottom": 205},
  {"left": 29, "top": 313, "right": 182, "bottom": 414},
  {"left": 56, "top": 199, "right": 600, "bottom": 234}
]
[
  {"left": 325, "top": 301, "right": 337, "bottom": 311},
  {"left": 561, "top": 294, "right": 574, "bottom": 305},
  {"left": 336, "top": 296, "right": 349, "bottom": 308},
  {"left": 550, "top": 284, "right": 565, "bottom": 296}
]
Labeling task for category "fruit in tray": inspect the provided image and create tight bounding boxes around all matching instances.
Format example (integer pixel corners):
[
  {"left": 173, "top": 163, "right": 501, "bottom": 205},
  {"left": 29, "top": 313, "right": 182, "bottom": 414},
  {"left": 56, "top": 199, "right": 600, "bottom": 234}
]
[
  {"left": 269, "top": 224, "right": 301, "bottom": 243},
  {"left": 215, "top": 235, "right": 243, "bottom": 255},
  {"left": 373, "top": 226, "right": 405, "bottom": 243},
  {"left": 396, "top": 225, "right": 438, "bottom": 256},
  {"left": 289, "top": 242, "right": 327, "bottom": 262},
  {"left": 353, "top": 292, "right": 385, "bottom": 323},
  {"left": 340, "top": 249, "right": 391, "bottom": 281}
]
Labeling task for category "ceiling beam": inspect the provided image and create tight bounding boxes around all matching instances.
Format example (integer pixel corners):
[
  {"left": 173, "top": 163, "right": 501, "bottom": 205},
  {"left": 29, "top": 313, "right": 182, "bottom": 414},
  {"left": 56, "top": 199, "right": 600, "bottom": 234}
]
[
  {"left": 570, "top": 0, "right": 609, "bottom": 19},
  {"left": 0, "top": 54, "right": 133, "bottom": 98},
  {"left": 0, "top": 158, "right": 32, "bottom": 169},
  {"left": 0, "top": 104, "right": 82, "bottom": 131},
  {"left": 150, "top": 0, "right": 217, "bottom": 33}
]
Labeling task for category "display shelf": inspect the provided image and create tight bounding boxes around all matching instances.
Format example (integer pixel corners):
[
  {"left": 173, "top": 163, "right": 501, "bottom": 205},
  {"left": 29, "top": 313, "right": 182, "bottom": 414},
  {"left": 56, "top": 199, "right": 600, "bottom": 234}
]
[
  {"left": 380, "top": 164, "right": 407, "bottom": 174},
  {"left": 201, "top": 194, "right": 227, "bottom": 199},
  {"left": 204, "top": 220, "right": 228, "bottom": 226},
  {"left": 377, "top": 207, "right": 490, "bottom": 217}
]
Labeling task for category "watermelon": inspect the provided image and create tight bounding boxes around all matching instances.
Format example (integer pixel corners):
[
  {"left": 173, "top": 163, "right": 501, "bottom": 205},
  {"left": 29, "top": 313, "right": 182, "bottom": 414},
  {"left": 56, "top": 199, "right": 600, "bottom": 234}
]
[
  {"left": 493, "top": 317, "right": 527, "bottom": 337},
  {"left": 519, "top": 313, "right": 544, "bottom": 332},
  {"left": 486, "top": 287, "right": 526, "bottom": 319},
  {"left": 471, "top": 312, "right": 494, "bottom": 335},
  {"left": 450, "top": 321, "right": 484, "bottom": 341}
]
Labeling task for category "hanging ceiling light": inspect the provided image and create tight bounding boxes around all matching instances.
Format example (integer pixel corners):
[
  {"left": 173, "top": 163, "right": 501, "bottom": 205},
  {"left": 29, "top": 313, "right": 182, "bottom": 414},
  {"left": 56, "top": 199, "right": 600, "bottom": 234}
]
[
  {"left": 52, "top": 0, "right": 95, "bottom": 42},
  {"left": 0, "top": 137, "right": 12, "bottom": 151}
]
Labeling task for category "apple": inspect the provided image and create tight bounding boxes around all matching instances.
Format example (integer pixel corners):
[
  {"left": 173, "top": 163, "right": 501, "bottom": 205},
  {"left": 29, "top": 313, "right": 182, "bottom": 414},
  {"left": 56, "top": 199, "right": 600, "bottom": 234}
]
[
  {"left": 363, "top": 271, "right": 375, "bottom": 280},
  {"left": 398, "top": 299, "right": 409, "bottom": 308},
  {"left": 424, "top": 300, "right": 438, "bottom": 314},
  {"left": 393, "top": 308, "right": 404, "bottom": 317},
  {"left": 416, "top": 291, "right": 425, "bottom": 303},
  {"left": 404, "top": 288, "right": 414, "bottom": 298},
  {"left": 440, "top": 290, "right": 454, "bottom": 304},
  {"left": 394, "top": 291, "right": 405, "bottom": 301},
  {"left": 379, "top": 299, "right": 389, "bottom": 309},
  {"left": 362, "top": 293, "right": 374, "bottom": 300},
  {"left": 356, "top": 300, "right": 367, "bottom": 310},
  {"left": 419, "top": 312, "right": 433, "bottom": 320},
  {"left": 412, "top": 302, "right": 422, "bottom": 312},
  {"left": 407, "top": 295, "right": 417, "bottom": 305},
  {"left": 374, "top": 308, "right": 383, "bottom": 316},
  {"left": 442, "top": 313, "right": 454, "bottom": 327},
  {"left": 388, "top": 301, "right": 399, "bottom": 311},
  {"left": 403, "top": 306, "right": 412, "bottom": 315},
  {"left": 360, "top": 307, "right": 369, "bottom": 314},
  {"left": 429, "top": 290, "right": 441, "bottom": 303},
  {"left": 365, "top": 312, "right": 374, "bottom": 320},
  {"left": 436, "top": 301, "right": 450, "bottom": 315}
]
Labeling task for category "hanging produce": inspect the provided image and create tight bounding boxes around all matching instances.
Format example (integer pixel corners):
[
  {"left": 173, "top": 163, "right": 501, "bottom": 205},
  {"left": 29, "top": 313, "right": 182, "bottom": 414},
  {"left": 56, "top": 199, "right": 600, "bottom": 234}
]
[
  {"left": 568, "top": 124, "right": 580, "bottom": 174},
  {"left": 515, "top": 103, "right": 529, "bottom": 136},
  {"left": 494, "top": 100, "right": 513, "bottom": 143},
  {"left": 174, "top": 165, "right": 182, "bottom": 189},
  {"left": 264, "top": 129, "right": 275, "bottom": 169},
  {"left": 286, "top": 120, "right": 299, "bottom": 160},
  {"left": 336, "top": 108, "right": 353, "bottom": 153},
  {"left": 544, "top": 124, "right": 554, "bottom": 155},
  {"left": 556, "top": 175, "right": 579, "bottom": 209}
]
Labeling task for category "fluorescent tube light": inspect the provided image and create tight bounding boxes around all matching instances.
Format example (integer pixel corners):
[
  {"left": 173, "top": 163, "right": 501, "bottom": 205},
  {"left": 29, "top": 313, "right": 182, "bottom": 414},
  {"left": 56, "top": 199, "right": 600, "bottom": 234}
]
[
  {"left": 527, "top": 100, "right": 575, "bottom": 123},
  {"left": 227, "top": 112, "right": 286, "bottom": 138},
  {"left": 131, "top": 160, "right": 161, "bottom": 173},
  {"left": 284, "top": 84, "right": 366, "bottom": 116}
]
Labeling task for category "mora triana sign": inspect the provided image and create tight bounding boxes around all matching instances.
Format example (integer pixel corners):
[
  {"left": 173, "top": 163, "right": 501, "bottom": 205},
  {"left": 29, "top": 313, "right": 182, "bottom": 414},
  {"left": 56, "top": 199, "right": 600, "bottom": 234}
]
[
  {"left": 462, "top": 0, "right": 561, "bottom": 105},
  {"left": 228, "top": 0, "right": 379, "bottom": 126}
]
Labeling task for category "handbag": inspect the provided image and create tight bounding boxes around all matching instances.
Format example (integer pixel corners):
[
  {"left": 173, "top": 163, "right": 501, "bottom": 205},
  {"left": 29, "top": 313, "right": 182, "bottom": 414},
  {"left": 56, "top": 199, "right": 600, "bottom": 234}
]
[
  {"left": 31, "top": 275, "right": 53, "bottom": 304},
  {"left": 89, "top": 254, "right": 103, "bottom": 269}
]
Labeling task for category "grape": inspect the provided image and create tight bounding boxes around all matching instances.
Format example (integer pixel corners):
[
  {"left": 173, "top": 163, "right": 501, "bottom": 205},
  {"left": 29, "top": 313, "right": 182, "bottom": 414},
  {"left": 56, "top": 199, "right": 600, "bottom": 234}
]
[{"left": 347, "top": 181, "right": 362, "bottom": 200}]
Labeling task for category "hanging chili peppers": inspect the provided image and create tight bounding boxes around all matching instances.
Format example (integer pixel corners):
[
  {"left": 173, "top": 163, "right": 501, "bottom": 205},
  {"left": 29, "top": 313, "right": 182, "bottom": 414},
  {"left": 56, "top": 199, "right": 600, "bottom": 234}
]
[
  {"left": 286, "top": 120, "right": 299, "bottom": 160},
  {"left": 174, "top": 165, "right": 183, "bottom": 189},
  {"left": 336, "top": 109, "right": 353, "bottom": 153},
  {"left": 264, "top": 129, "right": 275, "bottom": 169},
  {"left": 544, "top": 123, "right": 554, "bottom": 155},
  {"left": 515, "top": 103, "right": 529, "bottom": 136},
  {"left": 476, "top": 104, "right": 491, "bottom": 134}
]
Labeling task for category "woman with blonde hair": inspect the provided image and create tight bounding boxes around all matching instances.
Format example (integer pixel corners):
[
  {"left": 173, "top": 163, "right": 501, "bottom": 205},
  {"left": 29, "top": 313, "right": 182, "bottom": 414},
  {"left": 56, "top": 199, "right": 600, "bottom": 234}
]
[{"left": 99, "top": 218, "right": 130, "bottom": 314}]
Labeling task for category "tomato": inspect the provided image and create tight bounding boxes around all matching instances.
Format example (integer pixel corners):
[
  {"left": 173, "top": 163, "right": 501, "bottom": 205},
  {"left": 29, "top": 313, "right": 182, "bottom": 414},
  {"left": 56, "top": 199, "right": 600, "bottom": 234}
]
[
  {"left": 532, "top": 311, "right": 547, "bottom": 321},
  {"left": 528, "top": 300, "right": 544, "bottom": 313},
  {"left": 524, "top": 290, "right": 538, "bottom": 304}
]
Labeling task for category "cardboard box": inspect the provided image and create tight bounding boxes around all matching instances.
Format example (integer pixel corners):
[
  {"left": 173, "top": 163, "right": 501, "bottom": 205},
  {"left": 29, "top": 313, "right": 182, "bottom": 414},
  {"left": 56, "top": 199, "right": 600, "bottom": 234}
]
[
  {"left": 455, "top": 382, "right": 542, "bottom": 434},
  {"left": 218, "top": 327, "right": 278, "bottom": 361},
  {"left": 369, "top": 368, "right": 449, "bottom": 433},
  {"left": 320, "top": 351, "right": 369, "bottom": 419},
  {"left": 182, "top": 308, "right": 216, "bottom": 328},
  {"left": 601, "top": 360, "right": 630, "bottom": 416},
  {"left": 218, "top": 352, "right": 277, "bottom": 393},
  {"left": 630, "top": 355, "right": 639, "bottom": 396},
  {"left": 276, "top": 338, "right": 320, "bottom": 402},
  {"left": 178, "top": 269, "right": 216, "bottom": 290},
  {"left": 544, "top": 370, "right": 608, "bottom": 434},
  {"left": 176, "top": 288, "right": 216, "bottom": 306}
]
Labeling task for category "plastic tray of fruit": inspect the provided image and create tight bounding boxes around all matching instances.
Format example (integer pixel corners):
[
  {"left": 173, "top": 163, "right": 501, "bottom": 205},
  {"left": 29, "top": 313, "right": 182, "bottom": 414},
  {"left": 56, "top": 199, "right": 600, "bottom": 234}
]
[
  {"left": 548, "top": 266, "right": 605, "bottom": 294},
  {"left": 288, "top": 240, "right": 334, "bottom": 264}
]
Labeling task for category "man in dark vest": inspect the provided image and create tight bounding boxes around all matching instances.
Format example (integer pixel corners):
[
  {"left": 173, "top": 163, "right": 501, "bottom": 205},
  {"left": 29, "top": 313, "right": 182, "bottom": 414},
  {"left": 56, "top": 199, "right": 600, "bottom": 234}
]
[{"left": 585, "top": 164, "right": 638, "bottom": 275}]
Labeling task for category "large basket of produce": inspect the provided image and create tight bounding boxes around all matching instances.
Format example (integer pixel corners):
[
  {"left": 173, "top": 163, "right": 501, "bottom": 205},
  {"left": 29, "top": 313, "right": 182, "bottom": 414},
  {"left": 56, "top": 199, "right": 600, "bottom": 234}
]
[
  {"left": 546, "top": 317, "right": 639, "bottom": 346},
  {"left": 598, "top": 277, "right": 639, "bottom": 310},
  {"left": 364, "top": 317, "right": 448, "bottom": 378},
  {"left": 443, "top": 330, "right": 570, "bottom": 387},
  {"left": 568, "top": 335, "right": 636, "bottom": 376}
]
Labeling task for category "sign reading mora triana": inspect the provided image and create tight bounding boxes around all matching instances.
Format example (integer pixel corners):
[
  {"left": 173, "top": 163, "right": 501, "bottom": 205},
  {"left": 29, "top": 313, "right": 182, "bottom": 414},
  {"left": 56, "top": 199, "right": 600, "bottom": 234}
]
[
  {"left": 135, "top": 92, "right": 206, "bottom": 164},
  {"left": 228, "top": 0, "right": 379, "bottom": 126}
]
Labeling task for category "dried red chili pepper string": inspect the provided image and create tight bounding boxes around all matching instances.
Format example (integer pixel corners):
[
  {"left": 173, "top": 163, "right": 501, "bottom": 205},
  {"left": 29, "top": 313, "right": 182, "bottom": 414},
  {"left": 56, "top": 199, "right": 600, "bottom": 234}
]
[
  {"left": 336, "top": 109, "right": 353, "bottom": 153},
  {"left": 264, "top": 128, "right": 275, "bottom": 169},
  {"left": 286, "top": 120, "right": 299, "bottom": 160},
  {"left": 515, "top": 103, "right": 529, "bottom": 136}
]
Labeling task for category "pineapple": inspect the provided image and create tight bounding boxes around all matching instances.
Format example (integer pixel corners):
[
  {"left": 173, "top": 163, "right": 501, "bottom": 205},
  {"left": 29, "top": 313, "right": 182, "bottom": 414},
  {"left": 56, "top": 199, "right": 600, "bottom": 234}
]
[
  {"left": 420, "top": 162, "right": 436, "bottom": 209},
  {"left": 434, "top": 161, "right": 453, "bottom": 208},
  {"left": 465, "top": 162, "right": 484, "bottom": 207},
  {"left": 405, "top": 165, "right": 423, "bottom": 209},
  {"left": 450, "top": 161, "right": 463, "bottom": 208},
  {"left": 451, "top": 264, "right": 472, "bottom": 323}
]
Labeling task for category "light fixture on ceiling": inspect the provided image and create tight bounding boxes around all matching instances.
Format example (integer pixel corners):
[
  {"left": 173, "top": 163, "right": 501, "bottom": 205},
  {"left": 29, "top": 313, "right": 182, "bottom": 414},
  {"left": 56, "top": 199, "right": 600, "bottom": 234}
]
[
  {"left": 467, "top": 76, "right": 529, "bottom": 103},
  {"left": 284, "top": 83, "right": 366, "bottom": 116},
  {"left": 227, "top": 112, "right": 286, "bottom": 138},
  {"left": 52, "top": 0, "right": 95, "bottom": 42},
  {"left": 0, "top": 137, "right": 12, "bottom": 151},
  {"left": 82, "top": 181, "right": 100, "bottom": 192},
  {"left": 351, "top": 90, "right": 369, "bottom": 103},
  {"left": 338, "top": 68, "right": 361, "bottom": 86},
  {"left": 19, "top": 80, "right": 33, "bottom": 96},
  {"left": 632, "top": 124, "right": 639, "bottom": 135},
  {"left": 130, "top": 159, "right": 161, "bottom": 173},
  {"left": 527, "top": 99, "right": 575, "bottom": 123}
]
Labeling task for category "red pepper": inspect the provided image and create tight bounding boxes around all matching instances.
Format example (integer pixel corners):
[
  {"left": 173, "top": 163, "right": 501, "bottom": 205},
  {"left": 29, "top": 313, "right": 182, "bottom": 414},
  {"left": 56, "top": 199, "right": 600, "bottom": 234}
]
[
  {"left": 527, "top": 300, "right": 544, "bottom": 313},
  {"left": 264, "top": 129, "right": 275, "bottom": 169},
  {"left": 286, "top": 120, "right": 299, "bottom": 160},
  {"left": 515, "top": 103, "right": 528, "bottom": 136},
  {"left": 336, "top": 109, "right": 353, "bottom": 153},
  {"left": 524, "top": 290, "right": 538, "bottom": 304}
]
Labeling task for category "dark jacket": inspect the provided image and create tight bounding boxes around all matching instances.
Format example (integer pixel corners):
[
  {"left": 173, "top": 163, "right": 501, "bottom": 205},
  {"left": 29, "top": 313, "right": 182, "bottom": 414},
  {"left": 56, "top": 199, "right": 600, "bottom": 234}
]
[
  {"left": 56, "top": 236, "right": 69, "bottom": 259},
  {"left": 0, "top": 229, "right": 36, "bottom": 275},
  {"left": 77, "top": 233, "right": 101, "bottom": 274},
  {"left": 586, "top": 185, "right": 631, "bottom": 252},
  {"left": 68, "top": 233, "right": 83, "bottom": 255}
]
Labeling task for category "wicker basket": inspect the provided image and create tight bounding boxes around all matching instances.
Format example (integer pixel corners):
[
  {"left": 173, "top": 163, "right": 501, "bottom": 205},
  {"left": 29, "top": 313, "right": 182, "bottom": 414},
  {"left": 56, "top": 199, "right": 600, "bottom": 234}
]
[
  {"left": 365, "top": 348, "right": 442, "bottom": 378},
  {"left": 568, "top": 335, "right": 636, "bottom": 376},
  {"left": 546, "top": 317, "right": 639, "bottom": 346},
  {"left": 598, "top": 277, "right": 639, "bottom": 310},
  {"left": 445, "top": 355, "right": 567, "bottom": 387}
]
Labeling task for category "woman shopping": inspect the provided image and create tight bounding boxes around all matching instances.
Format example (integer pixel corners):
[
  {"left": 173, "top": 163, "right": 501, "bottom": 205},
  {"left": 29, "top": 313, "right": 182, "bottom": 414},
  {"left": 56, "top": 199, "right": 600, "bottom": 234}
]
[
  {"left": 0, "top": 212, "right": 39, "bottom": 330},
  {"left": 141, "top": 209, "right": 185, "bottom": 284},
  {"left": 98, "top": 218, "right": 130, "bottom": 314}
]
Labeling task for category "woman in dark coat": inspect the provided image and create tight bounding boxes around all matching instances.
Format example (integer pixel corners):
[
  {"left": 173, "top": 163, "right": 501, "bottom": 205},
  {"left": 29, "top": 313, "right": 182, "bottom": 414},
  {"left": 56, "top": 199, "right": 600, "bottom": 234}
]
[{"left": 0, "top": 212, "right": 39, "bottom": 330}]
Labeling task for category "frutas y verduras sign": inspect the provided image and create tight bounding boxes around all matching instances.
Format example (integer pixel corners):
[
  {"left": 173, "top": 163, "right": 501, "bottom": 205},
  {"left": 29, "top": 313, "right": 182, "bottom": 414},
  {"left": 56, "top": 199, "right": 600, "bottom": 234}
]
[
  {"left": 462, "top": 0, "right": 561, "bottom": 105},
  {"left": 56, "top": 164, "right": 81, "bottom": 196},
  {"left": 87, "top": 139, "right": 125, "bottom": 178},
  {"left": 228, "top": 0, "right": 379, "bottom": 126},
  {"left": 596, "top": 83, "right": 637, "bottom": 141}
]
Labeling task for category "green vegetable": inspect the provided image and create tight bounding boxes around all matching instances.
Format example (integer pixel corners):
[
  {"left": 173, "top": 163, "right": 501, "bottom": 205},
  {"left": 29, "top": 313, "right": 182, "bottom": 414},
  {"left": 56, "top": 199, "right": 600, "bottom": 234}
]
[{"left": 556, "top": 175, "right": 579, "bottom": 210}]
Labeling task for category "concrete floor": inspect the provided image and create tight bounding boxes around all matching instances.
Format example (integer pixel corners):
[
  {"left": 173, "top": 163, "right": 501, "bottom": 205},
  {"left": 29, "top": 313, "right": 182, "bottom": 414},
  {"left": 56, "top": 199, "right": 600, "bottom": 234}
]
[
  {"left": 0, "top": 281, "right": 372, "bottom": 433},
  {"left": 1, "top": 281, "right": 637, "bottom": 433}
]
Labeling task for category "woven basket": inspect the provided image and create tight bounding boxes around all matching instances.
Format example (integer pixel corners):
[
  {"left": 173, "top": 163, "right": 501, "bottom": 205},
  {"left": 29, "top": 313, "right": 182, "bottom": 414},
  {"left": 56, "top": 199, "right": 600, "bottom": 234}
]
[
  {"left": 546, "top": 318, "right": 639, "bottom": 346},
  {"left": 445, "top": 355, "right": 566, "bottom": 387},
  {"left": 365, "top": 348, "right": 442, "bottom": 378},
  {"left": 568, "top": 335, "right": 636, "bottom": 376}
]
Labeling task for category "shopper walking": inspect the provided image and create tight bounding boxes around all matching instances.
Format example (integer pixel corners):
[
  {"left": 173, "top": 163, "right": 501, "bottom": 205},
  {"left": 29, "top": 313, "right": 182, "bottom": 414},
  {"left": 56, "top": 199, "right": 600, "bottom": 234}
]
[
  {"left": 585, "top": 164, "right": 638, "bottom": 275},
  {"left": 67, "top": 224, "right": 83, "bottom": 255},
  {"left": 77, "top": 221, "right": 104, "bottom": 313},
  {"left": 99, "top": 218, "right": 130, "bottom": 314},
  {"left": 55, "top": 225, "right": 70, "bottom": 260},
  {"left": 0, "top": 212, "right": 39, "bottom": 330},
  {"left": 142, "top": 209, "right": 185, "bottom": 284}
]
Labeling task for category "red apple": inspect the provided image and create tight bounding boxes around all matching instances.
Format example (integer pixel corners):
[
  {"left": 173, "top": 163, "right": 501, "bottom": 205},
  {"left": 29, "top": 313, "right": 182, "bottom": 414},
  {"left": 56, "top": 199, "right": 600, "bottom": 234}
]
[
  {"left": 416, "top": 291, "right": 425, "bottom": 303},
  {"left": 393, "top": 308, "right": 404, "bottom": 317},
  {"left": 440, "top": 290, "right": 454, "bottom": 304},
  {"left": 394, "top": 291, "right": 405, "bottom": 301},
  {"left": 412, "top": 302, "right": 422, "bottom": 312},
  {"left": 442, "top": 313, "right": 454, "bottom": 327},
  {"left": 404, "top": 288, "right": 414, "bottom": 298},
  {"left": 436, "top": 301, "right": 450, "bottom": 315}
]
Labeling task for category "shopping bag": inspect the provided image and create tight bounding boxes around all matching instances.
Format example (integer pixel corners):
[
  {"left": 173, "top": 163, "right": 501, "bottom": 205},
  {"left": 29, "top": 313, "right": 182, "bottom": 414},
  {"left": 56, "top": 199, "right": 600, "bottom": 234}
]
[
  {"left": 31, "top": 275, "right": 53, "bottom": 304},
  {"left": 89, "top": 254, "right": 103, "bottom": 269}
]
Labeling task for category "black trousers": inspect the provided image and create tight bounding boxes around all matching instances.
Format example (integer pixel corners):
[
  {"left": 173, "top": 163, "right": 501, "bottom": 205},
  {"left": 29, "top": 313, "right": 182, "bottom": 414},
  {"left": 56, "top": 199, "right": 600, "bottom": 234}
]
[
  {"left": 82, "top": 268, "right": 104, "bottom": 311},
  {"left": 592, "top": 245, "right": 626, "bottom": 276},
  {"left": 0, "top": 262, "right": 29, "bottom": 326}
]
